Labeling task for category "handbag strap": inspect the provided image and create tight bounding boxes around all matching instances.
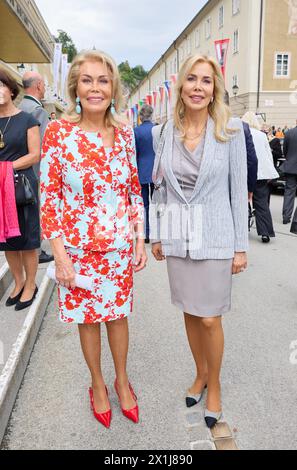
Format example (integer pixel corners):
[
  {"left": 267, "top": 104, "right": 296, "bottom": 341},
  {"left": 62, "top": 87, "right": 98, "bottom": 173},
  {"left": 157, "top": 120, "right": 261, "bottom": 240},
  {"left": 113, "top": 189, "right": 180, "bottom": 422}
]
[{"left": 152, "top": 121, "right": 168, "bottom": 188}]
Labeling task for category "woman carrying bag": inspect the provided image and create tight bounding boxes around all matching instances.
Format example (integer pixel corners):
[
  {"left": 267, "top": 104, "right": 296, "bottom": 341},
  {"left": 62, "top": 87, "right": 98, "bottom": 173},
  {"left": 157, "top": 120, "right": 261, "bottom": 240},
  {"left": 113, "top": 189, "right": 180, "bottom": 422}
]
[{"left": 0, "top": 68, "right": 40, "bottom": 310}]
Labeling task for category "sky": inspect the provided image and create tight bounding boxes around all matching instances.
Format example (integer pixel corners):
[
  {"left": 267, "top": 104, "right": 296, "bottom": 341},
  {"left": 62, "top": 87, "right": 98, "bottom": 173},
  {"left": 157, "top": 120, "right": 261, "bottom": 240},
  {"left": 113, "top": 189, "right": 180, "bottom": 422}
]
[{"left": 35, "top": 0, "right": 208, "bottom": 71}]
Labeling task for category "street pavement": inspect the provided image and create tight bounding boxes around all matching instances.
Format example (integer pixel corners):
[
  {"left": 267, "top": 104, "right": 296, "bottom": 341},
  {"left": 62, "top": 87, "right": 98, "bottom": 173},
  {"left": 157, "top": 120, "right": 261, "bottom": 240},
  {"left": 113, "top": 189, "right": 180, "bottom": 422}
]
[{"left": 1, "top": 194, "right": 297, "bottom": 450}]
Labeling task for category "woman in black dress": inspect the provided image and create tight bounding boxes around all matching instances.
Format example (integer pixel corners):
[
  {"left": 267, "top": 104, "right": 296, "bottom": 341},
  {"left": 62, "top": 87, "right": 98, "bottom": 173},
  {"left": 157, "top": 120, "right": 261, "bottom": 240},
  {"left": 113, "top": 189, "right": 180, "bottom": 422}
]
[{"left": 0, "top": 68, "right": 40, "bottom": 310}]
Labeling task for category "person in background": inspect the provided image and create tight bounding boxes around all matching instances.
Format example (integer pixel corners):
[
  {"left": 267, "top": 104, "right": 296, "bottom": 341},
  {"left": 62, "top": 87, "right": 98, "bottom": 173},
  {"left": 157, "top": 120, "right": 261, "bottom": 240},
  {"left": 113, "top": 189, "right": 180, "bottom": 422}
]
[
  {"left": 280, "top": 119, "right": 297, "bottom": 224},
  {"left": 134, "top": 104, "right": 156, "bottom": 243},
  {"left": 283, "top": 125, "right": 290, "bottom": 135},
  {"left": 50, "top": 112, "right": 57, "bottom": 120},
  {"left": 242, "top": 112, "right": 278, "bottom": 243},
  {"left": 151, "top": 54, "right": 248, "bottom": 429},
  {"left": 275, "top": 127, "right": 284, "bottom": 139},
  {"left": 223, "top": 91, "right": 258, "bottom": 199},
  {"left": 18, "top": 71, "right": 53, "bottom": 265},
  {"left": 268, "top": 130, "right": 283, "bottom": 168},
  {"left": 0, "top": 68, "right": 40, "bottom": 310}
]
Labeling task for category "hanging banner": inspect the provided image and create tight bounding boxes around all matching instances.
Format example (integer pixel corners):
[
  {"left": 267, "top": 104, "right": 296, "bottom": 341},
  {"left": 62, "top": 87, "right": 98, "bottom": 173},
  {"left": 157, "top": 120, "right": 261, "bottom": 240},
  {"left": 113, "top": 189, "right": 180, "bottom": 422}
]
[
  {"left": 53, "top": 43, "right": 62, "bottom": 96},
  {"left": 60, "top": 54, "right": 68, "bottom": 101},
  {"left": 159, "top": 86, "right": 165, "bottom": 104},
  {"left": 164, "top": 80, "right": 172, "bottom": 104},
  {"left": 214, "top": 39, "right": 230, "bottom": 80},
  {"left": 170, "top": 74, "right": 177, "bottom": 85}
]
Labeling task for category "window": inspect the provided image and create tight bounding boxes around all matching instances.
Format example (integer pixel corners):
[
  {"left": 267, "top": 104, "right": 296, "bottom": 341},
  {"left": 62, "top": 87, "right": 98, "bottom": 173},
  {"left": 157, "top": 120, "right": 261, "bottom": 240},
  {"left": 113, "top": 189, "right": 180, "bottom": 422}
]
[
  {"left": 174, "top": 57, "right": 177, "bottom": 73},
  {"left": 274, "top": 53, "right": 290, "bottom": 78},
  {"left": 219, "top": 5, "right": 224, "bottom": 28},
  {"left": 180, "top": 46, "right": 184, "bottom": 62},
  {"left": 195, "top": 29, "right": 200, "bottom": 48},
  {"left": 233, "top": 29, "right": 239, "bottom": 53},
  {"left": 205, "top": 17, "right": 211, "bottom": 39},
  {"left": 232, "top": 0, "right": 240, "bottom": 15}
]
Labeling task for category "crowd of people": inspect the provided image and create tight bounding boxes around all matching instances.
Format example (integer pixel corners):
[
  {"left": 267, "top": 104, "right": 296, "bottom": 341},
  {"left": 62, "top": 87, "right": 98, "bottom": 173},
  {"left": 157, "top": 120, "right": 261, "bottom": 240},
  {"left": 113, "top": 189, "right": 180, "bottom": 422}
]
[{"left": 0, "top": 49, "right": 296, "bottom": 432}]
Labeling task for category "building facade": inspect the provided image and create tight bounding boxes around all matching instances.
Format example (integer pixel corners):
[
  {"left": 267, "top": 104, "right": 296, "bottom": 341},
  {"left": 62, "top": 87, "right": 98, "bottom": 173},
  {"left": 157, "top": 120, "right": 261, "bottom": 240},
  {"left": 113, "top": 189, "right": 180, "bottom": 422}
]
[{"left": 129, "top": 0, "right": 297, "bottom": 127}]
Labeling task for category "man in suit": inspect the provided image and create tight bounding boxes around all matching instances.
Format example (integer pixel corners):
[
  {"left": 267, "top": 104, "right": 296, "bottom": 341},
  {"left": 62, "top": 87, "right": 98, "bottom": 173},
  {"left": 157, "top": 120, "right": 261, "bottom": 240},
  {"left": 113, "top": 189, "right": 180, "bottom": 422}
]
[
  {"left": 134, "top": 105, "right": 156, "bottom": 243},
  {"left": 18, "top": 71, "right": 53, "bottom": 264},
  {"left": 281, "top": 120, "right": 297, "bottom": 224}
]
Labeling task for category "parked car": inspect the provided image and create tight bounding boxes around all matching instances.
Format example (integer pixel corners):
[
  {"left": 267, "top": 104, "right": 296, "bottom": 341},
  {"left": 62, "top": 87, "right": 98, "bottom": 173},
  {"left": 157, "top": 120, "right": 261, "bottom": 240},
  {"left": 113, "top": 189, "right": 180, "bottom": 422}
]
[{"left": 269, "top": 157, "right": 286, "bottom": 193}]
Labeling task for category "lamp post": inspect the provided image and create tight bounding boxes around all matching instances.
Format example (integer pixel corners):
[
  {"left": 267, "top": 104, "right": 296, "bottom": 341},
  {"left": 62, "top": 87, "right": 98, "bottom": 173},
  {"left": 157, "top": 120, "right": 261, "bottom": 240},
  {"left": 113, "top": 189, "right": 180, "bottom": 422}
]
[{"left": 232, "top": 84, "right": 246, "bottom": 112}]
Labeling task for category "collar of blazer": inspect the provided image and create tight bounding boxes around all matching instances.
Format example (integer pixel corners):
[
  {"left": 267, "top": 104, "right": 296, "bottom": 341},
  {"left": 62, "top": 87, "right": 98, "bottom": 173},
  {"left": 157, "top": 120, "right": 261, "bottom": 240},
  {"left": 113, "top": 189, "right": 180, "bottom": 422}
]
[
  {"left": 155, "top": 116, "right": 218, "bottom": 204},
  {"left": 23, "top": 95, "right": 43, "bottom": 108}
]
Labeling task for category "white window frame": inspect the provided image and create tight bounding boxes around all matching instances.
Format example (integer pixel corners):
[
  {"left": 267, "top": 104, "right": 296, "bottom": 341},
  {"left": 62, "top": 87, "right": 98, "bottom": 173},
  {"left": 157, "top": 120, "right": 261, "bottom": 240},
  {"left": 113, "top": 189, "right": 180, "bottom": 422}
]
[
  {"left": 233, "top": 29, "right": 239, "bottom": 54},
  {"left": 232, "top": 0, "right": 240, "bottom": 15},
  {"left": 195, "top": 28, "right": 200, "bottom": 48},
  {"left": 219, "top": 5, "right": 224, "bottom": 28},
  {"left": 205, "top": 17, "right": 211, "bottom": 39},
  {"left": 274, "top": 52, "right": 291, "bottom": 78},
  {"left": 180, "top": 45, "right": 184, "bottom": 62}
]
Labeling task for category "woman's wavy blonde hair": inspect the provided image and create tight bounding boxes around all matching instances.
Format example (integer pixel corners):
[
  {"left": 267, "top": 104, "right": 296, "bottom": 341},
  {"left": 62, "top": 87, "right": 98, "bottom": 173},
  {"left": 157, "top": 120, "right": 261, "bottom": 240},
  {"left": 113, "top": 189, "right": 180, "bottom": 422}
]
[
  {"left": 64, "top": 49, "right": 125, "bottom": 127},
  {"left": 174, "top": 54, "right": 236, "bottom": 142}
]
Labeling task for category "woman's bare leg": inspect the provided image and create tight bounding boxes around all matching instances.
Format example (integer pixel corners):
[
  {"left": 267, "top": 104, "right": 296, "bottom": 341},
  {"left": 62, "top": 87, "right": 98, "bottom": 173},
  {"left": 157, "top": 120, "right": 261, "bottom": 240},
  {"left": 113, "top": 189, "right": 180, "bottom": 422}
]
[
  {"left": 4, "top": 251, "right": 25, "bottom": 297},
  {"left": 106, "top": 317, "right": 136, "bottom": 410},
  {"left": 184, "top": 312, "right": 208, "bottom": 394},
  {"left": 78, "top": 323, "right": 110, "bottom": 413},
  {"left": 21, "top": 249, "right": 38, "bottom": 301},
  {"left": 199, "top": 316, "right": 224, "bottom": 412}
]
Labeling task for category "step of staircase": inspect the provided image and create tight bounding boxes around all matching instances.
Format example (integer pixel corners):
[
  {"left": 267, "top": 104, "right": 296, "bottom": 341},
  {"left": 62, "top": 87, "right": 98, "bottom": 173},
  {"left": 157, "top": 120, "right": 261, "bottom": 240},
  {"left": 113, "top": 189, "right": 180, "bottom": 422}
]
[{"left": 0, "top": 247, "right": 55, "bottom": 444}]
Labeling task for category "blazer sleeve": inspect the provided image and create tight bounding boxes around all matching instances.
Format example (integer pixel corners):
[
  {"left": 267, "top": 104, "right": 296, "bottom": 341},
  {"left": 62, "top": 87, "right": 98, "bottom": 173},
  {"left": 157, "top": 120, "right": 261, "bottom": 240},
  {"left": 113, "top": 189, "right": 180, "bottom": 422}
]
[
  {"left": 229, "top": 120, "right": 249, "bottom": 252},
  {"left": 243, "top": 123, "right": 258, "bottom": 192},
  {"left": 40, "top": 121, "right": 64, "bottom": 240},
  {"left": 125, "top": 127, "right": 144, "bottom": 225},
  {"left": 150, "top": 125, "right": 164, "bottom": 244}
]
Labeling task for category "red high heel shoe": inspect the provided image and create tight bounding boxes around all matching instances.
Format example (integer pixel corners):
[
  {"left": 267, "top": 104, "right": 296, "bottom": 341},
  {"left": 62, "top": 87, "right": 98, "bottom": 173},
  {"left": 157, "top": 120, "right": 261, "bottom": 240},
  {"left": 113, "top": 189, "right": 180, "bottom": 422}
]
[
  {"left": 114, "top": 380, "right": 139, "bottom": 423},
  {"left": 89, "top": 386, "right": 112, "bottom": 429}
]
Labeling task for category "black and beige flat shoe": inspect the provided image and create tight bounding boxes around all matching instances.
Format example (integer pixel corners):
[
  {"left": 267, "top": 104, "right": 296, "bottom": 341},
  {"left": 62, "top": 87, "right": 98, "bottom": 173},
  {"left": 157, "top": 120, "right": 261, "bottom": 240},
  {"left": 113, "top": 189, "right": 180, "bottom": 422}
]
[
  {"left": 204, "top": 409, "right": 222, "bottom": 428},
  {"left": 185, "top": 384, "right": 207, "bottom": 408}
]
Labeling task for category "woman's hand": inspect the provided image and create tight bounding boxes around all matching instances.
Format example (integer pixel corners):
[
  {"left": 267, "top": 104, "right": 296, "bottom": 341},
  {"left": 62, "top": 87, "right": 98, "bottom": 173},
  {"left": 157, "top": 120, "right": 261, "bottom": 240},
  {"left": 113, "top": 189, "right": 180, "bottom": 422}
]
[
  {"left": 55, "top": 255, "right": 76, "bottom": 289},
  {"left": 152, "top": 242, "right": 165, "bottom": 261},
  {"left": 232, "top": 252, "right": 247, "bottom": 275},
  {"left": 133, "top": 241, "right": 147, "bottom": 272}
]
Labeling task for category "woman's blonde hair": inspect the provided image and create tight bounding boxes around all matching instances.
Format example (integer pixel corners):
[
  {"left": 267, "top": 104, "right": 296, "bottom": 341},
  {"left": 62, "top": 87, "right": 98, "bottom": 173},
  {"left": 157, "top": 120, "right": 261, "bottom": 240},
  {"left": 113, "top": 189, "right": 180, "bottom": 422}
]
[
  {"left": 174, "top": 54, "right": 235, "bottom": 142},
  {"left": 64, "top": 49, "right": 125, "bottom": 127},
  {"left": 241, "top": 111, "right": 261, "bottom": 131}
]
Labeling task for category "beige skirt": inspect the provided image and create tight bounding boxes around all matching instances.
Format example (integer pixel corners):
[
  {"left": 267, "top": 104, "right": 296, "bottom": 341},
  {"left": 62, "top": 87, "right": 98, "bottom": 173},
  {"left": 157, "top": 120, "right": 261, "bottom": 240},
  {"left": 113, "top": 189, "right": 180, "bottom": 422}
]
[{"left": 166, "top": 254, "right": 233, "bottom": 318}]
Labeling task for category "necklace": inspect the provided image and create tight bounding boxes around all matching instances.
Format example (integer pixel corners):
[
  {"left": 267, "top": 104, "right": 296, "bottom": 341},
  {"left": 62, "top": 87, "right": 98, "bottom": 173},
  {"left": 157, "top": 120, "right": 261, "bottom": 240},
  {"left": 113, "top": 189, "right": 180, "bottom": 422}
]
[{"left": 0, "top": 116, "right": 12, "bottom": 149}]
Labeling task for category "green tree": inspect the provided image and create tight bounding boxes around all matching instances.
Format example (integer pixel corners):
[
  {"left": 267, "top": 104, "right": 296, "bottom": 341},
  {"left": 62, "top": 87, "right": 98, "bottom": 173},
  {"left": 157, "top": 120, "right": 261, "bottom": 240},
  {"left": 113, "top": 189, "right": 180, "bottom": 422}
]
[{"left": 54, "top": 30, "right": 78, "bottom": 63}]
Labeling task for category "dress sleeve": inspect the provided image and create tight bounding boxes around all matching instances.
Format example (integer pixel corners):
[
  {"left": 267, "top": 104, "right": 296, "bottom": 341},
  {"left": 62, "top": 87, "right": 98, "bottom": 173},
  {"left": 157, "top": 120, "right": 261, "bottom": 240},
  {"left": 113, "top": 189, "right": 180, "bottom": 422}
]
[
  {"left": 40, "top": 121, "right": 64, "bottom": 239},
  {"left": 26, "top": 112, "right": 40, "bottom": 130},
  {"left": 125, "top": 126, "right": 144, "bottom": 225}
]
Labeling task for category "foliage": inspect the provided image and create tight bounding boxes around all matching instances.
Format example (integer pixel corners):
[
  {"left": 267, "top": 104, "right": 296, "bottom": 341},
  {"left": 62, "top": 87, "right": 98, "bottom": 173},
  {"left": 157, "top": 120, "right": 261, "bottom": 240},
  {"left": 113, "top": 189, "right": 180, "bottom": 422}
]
[
  {"left": 118, "top": 61, "right": 147, "bottom": 95},
  {"left": 54, "top": 30, "right": 78, "bottom": 63}
]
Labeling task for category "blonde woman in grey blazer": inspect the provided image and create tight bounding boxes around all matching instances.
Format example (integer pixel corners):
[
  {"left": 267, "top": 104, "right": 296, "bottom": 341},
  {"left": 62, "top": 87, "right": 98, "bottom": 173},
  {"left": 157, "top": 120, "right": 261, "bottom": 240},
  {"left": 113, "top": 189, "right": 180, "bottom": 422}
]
[{"left": 151, "top": 55, "right": 248, "bottom": 428}]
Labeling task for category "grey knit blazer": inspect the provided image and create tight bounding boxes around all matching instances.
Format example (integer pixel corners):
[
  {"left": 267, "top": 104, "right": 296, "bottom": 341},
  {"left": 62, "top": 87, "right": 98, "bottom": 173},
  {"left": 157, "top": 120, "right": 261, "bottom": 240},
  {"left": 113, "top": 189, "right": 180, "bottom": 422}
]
[{"left": 150, "top": 116, "right": 249, "bottom": 260}]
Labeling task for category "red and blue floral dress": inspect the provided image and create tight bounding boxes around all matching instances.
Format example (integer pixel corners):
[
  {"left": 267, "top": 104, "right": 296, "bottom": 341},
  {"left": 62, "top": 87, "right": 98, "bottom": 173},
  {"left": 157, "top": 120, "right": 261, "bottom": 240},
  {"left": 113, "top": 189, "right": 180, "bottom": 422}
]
[{"left": 40, "top": 119, "right": 144, "bottom": 324}]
